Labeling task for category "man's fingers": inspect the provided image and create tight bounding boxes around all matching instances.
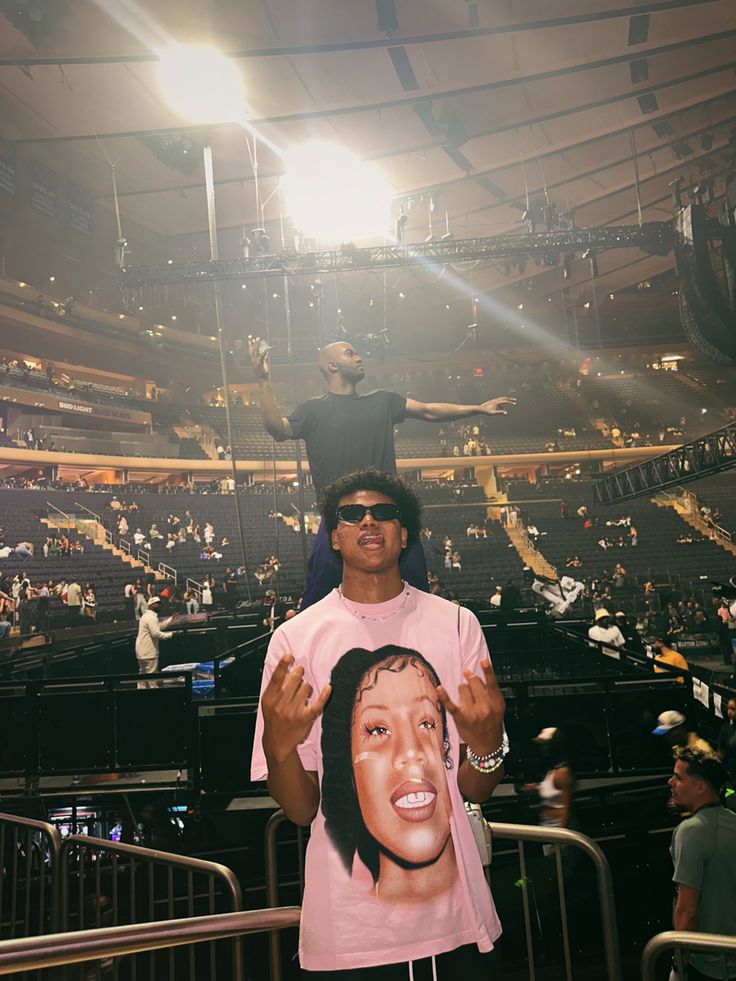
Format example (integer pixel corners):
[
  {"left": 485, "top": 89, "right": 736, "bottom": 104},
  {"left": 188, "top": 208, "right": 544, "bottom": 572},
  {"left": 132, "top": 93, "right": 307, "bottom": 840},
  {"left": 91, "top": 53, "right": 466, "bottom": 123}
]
[
  {"left": 282, "top": 664, "right": 308, "bottom": 701},
  {"left": 436, "top": 685, "right": 459, "bottom": 716},
  {"left": 267, "top": 653, "right": 293, "bottom": 689},
  {"left": 307, "top": 684, "right": 332, "bottom": 718},
  {"left": 463, "top": 669, "right": 485, "bottom": 702},
  {"left": 481, "top": 658, "right": 501, "bottom": 689}
]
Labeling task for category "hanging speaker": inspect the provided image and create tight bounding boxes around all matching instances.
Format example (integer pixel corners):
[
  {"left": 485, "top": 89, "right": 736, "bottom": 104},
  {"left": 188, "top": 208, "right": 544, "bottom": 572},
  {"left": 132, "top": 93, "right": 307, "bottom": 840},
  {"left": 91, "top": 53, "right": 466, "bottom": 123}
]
[{"left": 675, "top": 205, "right": 736, "bottom": 364}]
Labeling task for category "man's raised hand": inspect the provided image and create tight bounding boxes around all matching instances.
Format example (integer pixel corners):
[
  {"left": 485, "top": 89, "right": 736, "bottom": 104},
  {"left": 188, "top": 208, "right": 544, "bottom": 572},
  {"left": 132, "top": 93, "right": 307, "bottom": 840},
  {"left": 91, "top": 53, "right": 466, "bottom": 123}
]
[
  {"left": 480, "top": 396, "right": 517, "bottom": 416},
  {"left": 437, "top": 658, "right": 505, "bottom": 756},
  {"left": 261, "top": 653, "right": 331, "bottom": 764},
  {"left": 247, "top": 335, "right": 270, "bottom": 380}
]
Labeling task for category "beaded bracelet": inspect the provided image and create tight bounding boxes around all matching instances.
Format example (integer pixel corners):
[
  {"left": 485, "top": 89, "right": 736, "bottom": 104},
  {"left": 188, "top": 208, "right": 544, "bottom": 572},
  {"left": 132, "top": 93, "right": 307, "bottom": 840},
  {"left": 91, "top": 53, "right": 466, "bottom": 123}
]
[
  {"left": 466, "top": 731, "right": 509, "bottom": 773},
  {"left": 466, "top": 750, "right": 505, "bottom": 774}
]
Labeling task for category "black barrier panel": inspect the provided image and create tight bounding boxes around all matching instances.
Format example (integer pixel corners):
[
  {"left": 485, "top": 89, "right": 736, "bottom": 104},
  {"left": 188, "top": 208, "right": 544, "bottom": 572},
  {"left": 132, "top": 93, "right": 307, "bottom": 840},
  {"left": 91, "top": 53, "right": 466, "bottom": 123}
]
[
  {"left": 609, "top": 680, "right": 689, "bottom": 770},
  {"left": 216, "top": 648, "right": 267, "bottom": 699},
  {"left": 37, "top": 682, "right": 114, "bottom": 773},
  {"left": 115, "top": 680, "right": 191, "bottom": 769},
  {"left": 159, "top": 632, "right": 218, "bottom": 670},
  {"left": 196, "top": 698, "right": 261, "bottom": 796},
  {"left": 0, "top": 685, "right": 30, "bottom": 776},
  {"left": 510, "top": 687, "right": 612, "bottom": 773}
]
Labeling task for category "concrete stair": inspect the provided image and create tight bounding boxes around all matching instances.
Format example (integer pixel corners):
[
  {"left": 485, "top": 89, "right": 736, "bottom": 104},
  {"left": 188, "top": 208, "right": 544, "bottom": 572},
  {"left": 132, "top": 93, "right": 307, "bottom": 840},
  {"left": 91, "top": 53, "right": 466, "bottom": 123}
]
[
  {"left": 491, "top": 512, "right": 559, "bottom": 579},
  {"left": 653, "top": 493, "right": 736, "bottom": 558},
  {"left": 41, "top": 517, "right": 166, "bottom": 579}
]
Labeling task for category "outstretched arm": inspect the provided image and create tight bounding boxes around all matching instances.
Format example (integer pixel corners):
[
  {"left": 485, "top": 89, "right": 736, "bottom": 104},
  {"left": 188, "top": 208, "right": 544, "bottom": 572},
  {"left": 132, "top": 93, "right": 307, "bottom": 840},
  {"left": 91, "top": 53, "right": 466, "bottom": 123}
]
[
  {"left": 248, "top": 336, "right": 293, "bottom": 442},
  {"left": 405, "top": 396, "right": 516, "bottom": 423}
]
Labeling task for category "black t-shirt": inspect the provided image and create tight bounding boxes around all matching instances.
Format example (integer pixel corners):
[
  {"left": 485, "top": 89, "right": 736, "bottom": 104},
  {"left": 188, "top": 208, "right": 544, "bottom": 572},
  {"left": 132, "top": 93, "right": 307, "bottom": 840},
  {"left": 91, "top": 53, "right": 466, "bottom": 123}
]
[{"left": 287, "top": 390, "right": 407, "bottom": 494}]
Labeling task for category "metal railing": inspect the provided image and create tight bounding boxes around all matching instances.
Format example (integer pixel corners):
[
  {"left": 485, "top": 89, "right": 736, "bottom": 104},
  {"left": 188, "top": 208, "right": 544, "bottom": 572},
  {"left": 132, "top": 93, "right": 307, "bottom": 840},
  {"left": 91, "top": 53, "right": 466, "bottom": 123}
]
[
  {"left": 667, "top": 486, "right": 733, "bottom": 544},
  {"left": 60, "top": 833, "right": 244, "bottom": 981},
  {"left": 186, "top": 577, "right": 203, "bottom": 601},
  {"left": 158, "top": 561, "right": 177, "bottom": 584},
  {"left": 0, "top": 812, "right": 62, "bottom": 940},
  {"left": 0, "top": 906, "right": 301, "bottom": 976},
  {"left": 642, "top": 930, "right": 736, "bottom": 981},
  {"left": 73, "top": 501, "right": 102, "bottom": 524},
  {"left": 264, "top": 810, "right": 623, "bottom": 981},
  {"left": 44, "top": 501, "right": 71, "bottom": 529}
]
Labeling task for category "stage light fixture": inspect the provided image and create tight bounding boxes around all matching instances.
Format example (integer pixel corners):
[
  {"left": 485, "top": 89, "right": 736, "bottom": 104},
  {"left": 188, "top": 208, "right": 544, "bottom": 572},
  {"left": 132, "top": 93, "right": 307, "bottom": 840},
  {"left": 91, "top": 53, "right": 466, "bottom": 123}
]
[
  {"left": 157, "top": 45, "right": 246, "bottom": 125},
  {"left": 281, "top": 141, "right": 393, "bottom": 244}
]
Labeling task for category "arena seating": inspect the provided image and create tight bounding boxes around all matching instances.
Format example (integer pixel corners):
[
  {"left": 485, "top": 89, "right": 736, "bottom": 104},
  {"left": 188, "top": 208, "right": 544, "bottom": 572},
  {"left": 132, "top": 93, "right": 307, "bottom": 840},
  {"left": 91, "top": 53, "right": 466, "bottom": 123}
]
[
  {"left": 420, "top": 505, "right": 526, "bottom": 597},
  {"left": 580, "top": 370, "right": 720, "bottom": 439},
  {"left": 0, "top": 500, "right": 137, "bottom": 619},
  {"left": 516, "top": 482, "right": 736, "bottom": 588}
]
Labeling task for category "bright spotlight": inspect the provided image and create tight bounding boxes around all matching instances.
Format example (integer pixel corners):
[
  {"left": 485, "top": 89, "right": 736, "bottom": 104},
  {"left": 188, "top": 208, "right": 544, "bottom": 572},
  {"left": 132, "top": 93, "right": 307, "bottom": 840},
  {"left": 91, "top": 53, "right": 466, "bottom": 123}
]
[
  {"left": 281, "top": 141, "right": 393, "bottom": 244},
  {"left": 157, "top": 45, "right": 246, "bottom": 124}
]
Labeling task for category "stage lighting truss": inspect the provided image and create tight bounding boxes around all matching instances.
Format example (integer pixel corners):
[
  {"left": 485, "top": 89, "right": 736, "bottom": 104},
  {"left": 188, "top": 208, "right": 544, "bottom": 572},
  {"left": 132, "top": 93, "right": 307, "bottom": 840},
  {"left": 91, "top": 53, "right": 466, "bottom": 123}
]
[
  {"left": 121, "top": 222, "right": 674, "bottom": 287},
  {"left": 592, "top": 421, "right": 736, "bottom": 505}
]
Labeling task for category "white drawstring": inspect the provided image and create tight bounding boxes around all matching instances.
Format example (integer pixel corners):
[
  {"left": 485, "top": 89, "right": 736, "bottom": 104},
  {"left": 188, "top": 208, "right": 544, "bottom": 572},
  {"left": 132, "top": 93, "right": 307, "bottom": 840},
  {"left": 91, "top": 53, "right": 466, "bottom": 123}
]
[{"left": 408, "top": 953, "right": 439, "bottom": 980}]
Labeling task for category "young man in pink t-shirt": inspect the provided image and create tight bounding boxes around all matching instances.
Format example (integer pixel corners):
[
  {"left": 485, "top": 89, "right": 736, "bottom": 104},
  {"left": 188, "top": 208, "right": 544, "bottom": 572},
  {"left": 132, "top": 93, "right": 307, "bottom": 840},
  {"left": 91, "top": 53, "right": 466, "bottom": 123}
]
[{"left": 251, "top": 469, "right": 506, "bottom": 978}]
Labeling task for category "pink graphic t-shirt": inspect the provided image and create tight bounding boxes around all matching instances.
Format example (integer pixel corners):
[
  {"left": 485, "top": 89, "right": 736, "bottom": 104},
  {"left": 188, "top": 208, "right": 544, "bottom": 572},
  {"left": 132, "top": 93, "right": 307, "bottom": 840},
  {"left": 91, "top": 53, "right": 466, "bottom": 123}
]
[{"left": 250, "top": 586, "right": 503, "bottom": 972}]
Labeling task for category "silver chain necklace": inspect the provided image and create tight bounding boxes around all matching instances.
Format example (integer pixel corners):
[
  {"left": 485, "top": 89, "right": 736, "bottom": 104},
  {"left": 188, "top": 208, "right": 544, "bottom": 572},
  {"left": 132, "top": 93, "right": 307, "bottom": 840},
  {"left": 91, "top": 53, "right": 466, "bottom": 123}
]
[{"left": 337, "top": 582, "right": 411, "bottom": 622}]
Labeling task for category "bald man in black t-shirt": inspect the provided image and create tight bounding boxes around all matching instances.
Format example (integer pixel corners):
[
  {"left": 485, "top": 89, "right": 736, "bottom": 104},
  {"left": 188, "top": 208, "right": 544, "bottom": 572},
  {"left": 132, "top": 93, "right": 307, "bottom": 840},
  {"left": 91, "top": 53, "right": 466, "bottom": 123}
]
[{"left": 249, "top": 337, "right": 515, "bottom": 607}]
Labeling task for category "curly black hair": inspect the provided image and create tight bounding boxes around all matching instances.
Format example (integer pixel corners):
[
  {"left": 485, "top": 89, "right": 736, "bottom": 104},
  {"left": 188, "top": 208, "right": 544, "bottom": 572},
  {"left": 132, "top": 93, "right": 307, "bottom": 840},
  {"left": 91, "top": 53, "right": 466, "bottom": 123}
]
[
  {"left": 320, "top": 645, "right": 451, "bottom": 883},
  {"left": 318, "top": 469, "right": 422, "bottom": 549}
]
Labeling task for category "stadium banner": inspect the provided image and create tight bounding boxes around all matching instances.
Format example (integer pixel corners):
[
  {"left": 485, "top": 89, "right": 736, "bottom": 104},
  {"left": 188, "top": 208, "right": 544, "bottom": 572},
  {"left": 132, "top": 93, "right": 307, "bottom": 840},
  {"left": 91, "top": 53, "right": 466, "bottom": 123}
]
[
  {"left": 65, "top": 180, "right": 93, "bottom": 235},
  {"left": 676, "top": 633, "right": 720, "bottom": 655},
  {"left": 28, "top": 161, "right": 58, "bottom": 218},
  {"left": 0, "top": 138, "right": 16, "bottom": 195},
  {"left": 0, "top": 384, "right": 151, "bottom": 427}
]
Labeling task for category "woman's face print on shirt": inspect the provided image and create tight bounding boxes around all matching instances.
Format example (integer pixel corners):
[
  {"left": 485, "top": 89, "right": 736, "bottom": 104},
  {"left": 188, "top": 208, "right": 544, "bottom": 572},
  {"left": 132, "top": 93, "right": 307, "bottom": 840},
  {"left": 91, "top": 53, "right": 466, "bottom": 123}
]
[{"left": 321, "top": 646, "right": 458, "bottom": 905}]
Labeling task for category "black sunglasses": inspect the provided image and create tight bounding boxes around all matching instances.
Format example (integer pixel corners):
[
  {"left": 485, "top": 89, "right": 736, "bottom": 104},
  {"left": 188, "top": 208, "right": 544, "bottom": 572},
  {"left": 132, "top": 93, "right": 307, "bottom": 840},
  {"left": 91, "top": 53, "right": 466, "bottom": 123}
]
[{"left": 335, "top": 503, "right": 402, "bottom": 524}]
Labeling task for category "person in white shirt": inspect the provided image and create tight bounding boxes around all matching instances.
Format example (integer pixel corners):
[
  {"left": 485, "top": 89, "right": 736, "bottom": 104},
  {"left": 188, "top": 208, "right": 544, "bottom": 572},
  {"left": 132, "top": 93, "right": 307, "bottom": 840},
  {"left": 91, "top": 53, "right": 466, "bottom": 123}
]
[
  {"left": 490, "top": 586, "right": 503, "bottom": 608},
  {"left": 587, "top": 608, "right": 626, "bottom": 659},
  {"left": 124, "top": 582, "right": 135, "bottom": 619},
  {"left": 133, "top": 528, "right": 145, "bottom": 546},
  {"left": 134, "top": 596, "right": 174, "bottom": 688}
]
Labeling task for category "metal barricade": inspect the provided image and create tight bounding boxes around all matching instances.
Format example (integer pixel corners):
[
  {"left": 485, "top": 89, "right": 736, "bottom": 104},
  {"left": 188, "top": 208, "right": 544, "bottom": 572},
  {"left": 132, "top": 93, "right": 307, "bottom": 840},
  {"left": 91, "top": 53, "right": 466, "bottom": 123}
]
[
  {"left": 0, "top": 907, "right": 301, "bottom": 976},
  {"left": 0, "top": 813, "right": 62, "bottom": 940},
  {"left": 642, "top": 930, "right": 736, "bottom": 981},
  {"left": 264, "top": 812, "right": 307, "bottom": 981},
  {"left": 264, "top": 810, "right": 623, "bottom": 981},
  {"left": 60, "top": 834, "right": 243, "bottom": 981}
]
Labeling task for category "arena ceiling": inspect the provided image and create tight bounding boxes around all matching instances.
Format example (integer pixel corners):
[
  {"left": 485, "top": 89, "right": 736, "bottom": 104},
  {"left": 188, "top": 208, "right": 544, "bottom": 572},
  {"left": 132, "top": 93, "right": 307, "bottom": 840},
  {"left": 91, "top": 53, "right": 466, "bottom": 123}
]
[{"left": 1, "top": 0, "right": 736, "bottom": 341}]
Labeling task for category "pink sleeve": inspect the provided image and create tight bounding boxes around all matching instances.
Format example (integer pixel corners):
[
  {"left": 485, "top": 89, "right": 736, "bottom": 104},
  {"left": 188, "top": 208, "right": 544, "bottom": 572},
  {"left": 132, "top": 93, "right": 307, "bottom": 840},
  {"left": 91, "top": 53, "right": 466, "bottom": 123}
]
[
  {"left": 249, "top": 630, "right": 320, "bottom": 782},
  {"left": 459, "top": 608, "right": 491, "bottom": 678}
]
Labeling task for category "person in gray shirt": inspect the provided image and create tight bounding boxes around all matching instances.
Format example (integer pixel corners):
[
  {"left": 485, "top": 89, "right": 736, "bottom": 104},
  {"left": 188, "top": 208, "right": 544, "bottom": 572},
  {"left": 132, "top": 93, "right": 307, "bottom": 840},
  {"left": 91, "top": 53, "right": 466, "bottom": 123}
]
[{"left": 669, "top": 748, "right": 736, "bottom": 980}]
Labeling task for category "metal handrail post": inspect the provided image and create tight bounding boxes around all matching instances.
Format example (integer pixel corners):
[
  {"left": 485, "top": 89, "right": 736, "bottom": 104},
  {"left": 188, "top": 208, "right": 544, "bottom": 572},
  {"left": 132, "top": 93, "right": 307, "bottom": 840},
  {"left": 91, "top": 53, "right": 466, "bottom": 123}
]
[
  {"left": 61, "top": 833, "right": 244, "bottom": 979},
  {"left": 0, "top": 812, "right": 62, "bottom": 935},
  {"left": 0, "top": 906, "right": 301, "bottom": 975},
  {"left": 265, "top": 810, "right": 292, "bottom": 981},
  {"left": 60, "top": 834, "right": 242, "bottom": 912},
  {"left": 45, "top": 500, "right": 71, "bottom": 526},
  {"left": 490, "top": 822, "right": 622, "bottom": 981},
  {"left": 642, "top": 931, "right": 736, "bottom": 981},
  {"left": 73, "top": 501, "right": 102, "bottom": 523}
]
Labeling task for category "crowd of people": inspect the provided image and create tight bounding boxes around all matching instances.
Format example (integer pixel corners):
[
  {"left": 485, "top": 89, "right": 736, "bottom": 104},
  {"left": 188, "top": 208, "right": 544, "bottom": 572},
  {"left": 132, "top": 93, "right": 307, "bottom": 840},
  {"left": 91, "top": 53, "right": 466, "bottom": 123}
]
[{"left": 0, "top": 572, "right": 97, "bottom": 636}]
